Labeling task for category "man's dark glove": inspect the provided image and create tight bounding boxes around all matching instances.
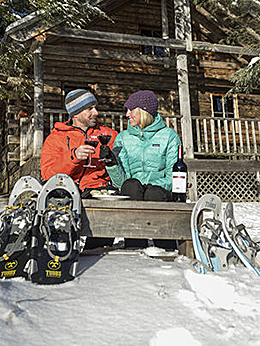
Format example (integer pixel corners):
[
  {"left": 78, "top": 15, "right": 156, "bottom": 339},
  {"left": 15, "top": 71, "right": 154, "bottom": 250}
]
[{"left": 99, "top": 145, "right": 117, "bottom": 167}]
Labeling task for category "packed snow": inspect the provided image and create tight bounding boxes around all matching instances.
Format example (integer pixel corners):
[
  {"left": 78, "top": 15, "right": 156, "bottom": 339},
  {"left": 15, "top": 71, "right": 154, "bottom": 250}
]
[{"left": 0, "top": 195, "right": 260, "bottom": 346}]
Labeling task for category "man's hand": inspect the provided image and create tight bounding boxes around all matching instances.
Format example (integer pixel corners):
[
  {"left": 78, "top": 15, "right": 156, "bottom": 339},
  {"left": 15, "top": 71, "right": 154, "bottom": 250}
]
[
  {"left": 99, "top": 145, "right": 117, "bottom": 167},
  {"left": 75, "top": 145, "right": 95, "bottom": 160}
]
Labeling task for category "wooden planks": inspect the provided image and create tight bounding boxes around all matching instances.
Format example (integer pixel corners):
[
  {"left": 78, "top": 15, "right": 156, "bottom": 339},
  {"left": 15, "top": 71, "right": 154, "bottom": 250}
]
[
  {"left": 186, "top": 158, "right": 260, "bottom": 172},
  {"left": 48, "top": 27, "right": 259, "bottom": 56},
  {"left": 81, "top": 200, "right": 194, "bottom": 241}
]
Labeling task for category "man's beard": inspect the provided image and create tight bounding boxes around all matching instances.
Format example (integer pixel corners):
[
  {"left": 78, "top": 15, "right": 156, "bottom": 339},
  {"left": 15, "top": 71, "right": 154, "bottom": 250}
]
[{"left": 85, "top": 117, "right": 97, "bottom": 127}]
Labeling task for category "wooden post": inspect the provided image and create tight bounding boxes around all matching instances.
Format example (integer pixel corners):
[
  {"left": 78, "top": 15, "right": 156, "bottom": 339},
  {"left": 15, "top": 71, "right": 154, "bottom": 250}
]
[
  {"left": 161, "top": 0, "right": 169, "bottom": 40},
  {"left": 174, "top": 0, "right": 197, "bottom": 201},
  {"left": 161, "top": 0, "right": 170, "bottom": 68},
  {"left": 20, "top": 117, "right": 28, "bottom": 166},
  {"left": 174, "top": 0, "right": 193, "bottom": 157},
  {"left": 33, "top": 41, "right": 44, "bottom": 158}
]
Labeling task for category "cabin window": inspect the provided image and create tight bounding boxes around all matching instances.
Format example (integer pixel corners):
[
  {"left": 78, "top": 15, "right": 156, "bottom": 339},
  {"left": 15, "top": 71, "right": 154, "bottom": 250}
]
[
  {"left": 211, "top": 95, "right": 237, "bottom": 118},
  {"left": 211, "top": 94, "right": 239, "bottom": 131},
  {"left": 140, "top": 29, "right": 167, "bottom": 57}
]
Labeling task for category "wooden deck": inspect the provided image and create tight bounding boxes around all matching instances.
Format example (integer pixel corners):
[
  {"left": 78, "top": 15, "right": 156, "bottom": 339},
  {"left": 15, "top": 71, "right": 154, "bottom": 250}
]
[{"left": 81, "top": 200, "right": 195, "bottom": 257}]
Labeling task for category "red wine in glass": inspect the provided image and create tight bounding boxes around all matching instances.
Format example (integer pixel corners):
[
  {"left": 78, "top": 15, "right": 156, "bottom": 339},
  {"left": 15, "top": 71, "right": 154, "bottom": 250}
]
[
  {"left": 83, "top": 139, "right": 99, "bottom": 168},
  {"left": 98, "top": 135, "right": 112, "bottom": 145},
  {"left": 85, "top": 140, "right": 99, "bottom": 148},
  {"left": 98, "top": 134, "right": 112, "bottom": 162}
]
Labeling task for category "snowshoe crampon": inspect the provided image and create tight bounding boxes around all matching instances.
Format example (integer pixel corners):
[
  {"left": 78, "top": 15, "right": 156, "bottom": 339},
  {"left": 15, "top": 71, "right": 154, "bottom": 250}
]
[
  {"left": 223, "top": 202, "right": 260, "bottom": 276},
  {"left": 28, "top": 174, "right": 81, "bottom": 284},
  {"left": 0, "top": 176, "right": 42, "bottom": 280},
  {"left": 191, "top": 194, "right": 237, "bottom": 274}
]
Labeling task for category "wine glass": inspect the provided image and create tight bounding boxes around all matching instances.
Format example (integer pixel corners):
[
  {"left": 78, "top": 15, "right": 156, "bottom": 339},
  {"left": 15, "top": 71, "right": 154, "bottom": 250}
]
[
  {"left": 98, "top": 130, "right": 112, "bottom": 162},
  {"left": 83, "top": 135, "right": 99, "bottom": 168},
  {"left": 98, "top": 132, "right": 112, "bottom": 146}
]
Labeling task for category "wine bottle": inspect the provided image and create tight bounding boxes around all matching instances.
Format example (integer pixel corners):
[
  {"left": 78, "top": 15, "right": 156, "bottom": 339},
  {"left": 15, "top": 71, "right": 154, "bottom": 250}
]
[{"left": 172, "top": 145, "right": 187, "bottom": 202}]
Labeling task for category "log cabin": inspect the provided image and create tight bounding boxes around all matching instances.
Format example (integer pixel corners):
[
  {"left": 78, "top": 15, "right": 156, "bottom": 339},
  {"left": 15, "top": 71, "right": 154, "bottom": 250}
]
[{"left": 0, "top": 0, "right": 260, "bottom": 203}]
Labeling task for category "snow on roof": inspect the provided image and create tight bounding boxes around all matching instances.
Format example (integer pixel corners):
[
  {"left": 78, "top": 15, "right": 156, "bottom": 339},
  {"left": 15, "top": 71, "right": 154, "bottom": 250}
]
[{"left": 5, "top": 10, "right": 45, "bottom": 39}]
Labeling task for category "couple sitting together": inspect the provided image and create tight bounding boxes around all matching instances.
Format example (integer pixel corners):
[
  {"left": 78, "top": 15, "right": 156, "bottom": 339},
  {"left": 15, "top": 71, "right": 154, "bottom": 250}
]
[{"left": 40, "top": 88, "right": 181, "bottom": 249}]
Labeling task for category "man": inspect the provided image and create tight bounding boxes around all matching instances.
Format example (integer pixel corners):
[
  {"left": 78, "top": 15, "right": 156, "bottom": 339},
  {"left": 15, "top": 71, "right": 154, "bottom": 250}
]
[
  {"left": 41, "top": 89, "right": 118, "bottom": 193},
  {"left": 41, "top": 89, "right": 118, "bottom": 250}
]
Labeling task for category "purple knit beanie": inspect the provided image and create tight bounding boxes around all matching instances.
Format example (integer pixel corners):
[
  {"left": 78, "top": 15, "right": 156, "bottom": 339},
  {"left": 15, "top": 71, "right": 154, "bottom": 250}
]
[{"left": 124, "top": 90, "right": 158, "bottom": 116}]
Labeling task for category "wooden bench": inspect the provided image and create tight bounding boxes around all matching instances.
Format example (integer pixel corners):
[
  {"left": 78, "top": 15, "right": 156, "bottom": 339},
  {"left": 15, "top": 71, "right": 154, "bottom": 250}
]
[{"left": 81, "top": 199, "right": 194, "bottom": 258}]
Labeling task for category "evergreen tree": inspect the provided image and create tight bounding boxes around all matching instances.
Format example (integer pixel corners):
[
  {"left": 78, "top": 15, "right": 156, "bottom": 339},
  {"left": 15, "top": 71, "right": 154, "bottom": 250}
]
[
  {"left": 193, "top": 0, "right": 260, "bottom": 93},
  {"left": 0, "top": 0, "right": 108, "bottom": 101}
]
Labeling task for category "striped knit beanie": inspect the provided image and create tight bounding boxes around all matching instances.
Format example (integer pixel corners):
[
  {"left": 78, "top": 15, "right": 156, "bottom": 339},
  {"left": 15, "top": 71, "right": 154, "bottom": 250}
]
[
  {"left": 65, "top": 89, "right": 98, "bottom": 117},
  {"left": 124, "top": 90, "right": 158, "bottom": 116}
]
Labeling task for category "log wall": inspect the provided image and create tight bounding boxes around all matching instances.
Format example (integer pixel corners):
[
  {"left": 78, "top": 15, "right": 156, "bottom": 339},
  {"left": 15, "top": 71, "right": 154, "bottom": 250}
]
[{"left": 41, "top": 0, "right": 260, "bottom": 136}]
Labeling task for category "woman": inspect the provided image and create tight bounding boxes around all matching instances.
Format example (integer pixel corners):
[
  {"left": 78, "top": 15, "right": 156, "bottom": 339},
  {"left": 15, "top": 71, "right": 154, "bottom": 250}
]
[
  {"left": 100, "top": 90, "right": 182, "bottom": 249},
  {"left": 101, "top": 90, "right": 181, "bottom": 201}
]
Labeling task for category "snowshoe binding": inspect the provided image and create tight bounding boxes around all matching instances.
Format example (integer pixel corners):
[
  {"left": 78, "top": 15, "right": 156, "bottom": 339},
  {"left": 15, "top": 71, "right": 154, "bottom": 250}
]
[
  {"left": 191, "top": 194, "right": 237, "bottom": 274},
  {"left": 28, "top": 174, "right": 82, "bottom": 284},
  {"left": 0, "top": 176, "right": 42, "bottom": 280},
  {"left": 223, "top": 202, "right": 260, "bottom": 276}
]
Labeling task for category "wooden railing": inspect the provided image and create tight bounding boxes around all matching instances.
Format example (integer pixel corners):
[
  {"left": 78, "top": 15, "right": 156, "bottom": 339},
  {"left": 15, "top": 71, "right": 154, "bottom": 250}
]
[
  {"left": 40, "top": 110, "right": 260, "bottom": 160},
  {"left": 192, "top": 116, "right": 260, "bottom": 158},
  {"left": 7, "top": 115, "right": 34, "bottom": 164},
  {"left": 44, "top": 109, "right": 182, "bottom": 133}
]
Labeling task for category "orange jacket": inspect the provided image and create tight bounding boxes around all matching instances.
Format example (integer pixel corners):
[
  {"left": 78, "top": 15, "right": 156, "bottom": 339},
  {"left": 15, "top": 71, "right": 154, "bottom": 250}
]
[{"left": 41, "top": 121, "right": 118, "bottom": 191}]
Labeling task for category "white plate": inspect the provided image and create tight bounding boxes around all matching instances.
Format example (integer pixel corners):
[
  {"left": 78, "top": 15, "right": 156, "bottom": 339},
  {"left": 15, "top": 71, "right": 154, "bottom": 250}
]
[{"left": 92, "top": 195, "right": 130, "bottom": 200}]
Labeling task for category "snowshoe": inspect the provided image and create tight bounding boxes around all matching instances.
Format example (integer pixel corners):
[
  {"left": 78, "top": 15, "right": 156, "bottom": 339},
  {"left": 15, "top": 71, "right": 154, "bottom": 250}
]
[
  {"left": 0, "top": 176, "right": 42, "bottom": 280},
  {"left": 28, "top": 174, "right": 82, "bottom": 284},
  {"left": 191, "top": 194, "right": 237, "bottom": 274},
  {"left": 223, "top": 202, "right": 260, "bottom": 276}
]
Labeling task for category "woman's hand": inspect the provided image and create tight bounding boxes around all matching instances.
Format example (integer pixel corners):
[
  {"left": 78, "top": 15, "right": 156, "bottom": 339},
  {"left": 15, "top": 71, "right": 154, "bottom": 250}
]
[{"left": 99, "top": 145, "right": 117, "bottom": 166}]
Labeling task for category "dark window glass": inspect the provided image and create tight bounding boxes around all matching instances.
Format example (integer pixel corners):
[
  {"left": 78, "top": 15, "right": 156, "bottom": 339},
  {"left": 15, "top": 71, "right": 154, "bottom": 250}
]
[
  {"left": 141, "top": 29, "right": 167, "bottom": 57},
  {"left": 213, "top": 96, "right": 234, "bottom": 118}
]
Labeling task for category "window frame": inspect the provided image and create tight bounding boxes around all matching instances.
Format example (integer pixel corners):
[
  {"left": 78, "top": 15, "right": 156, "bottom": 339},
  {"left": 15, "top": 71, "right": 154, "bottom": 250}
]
[
  {"left": 210, "top": 93, "right": 239, "bottom": 132},
  {"left": 140, "top": 28, "right": 167, "bottom": 57}
]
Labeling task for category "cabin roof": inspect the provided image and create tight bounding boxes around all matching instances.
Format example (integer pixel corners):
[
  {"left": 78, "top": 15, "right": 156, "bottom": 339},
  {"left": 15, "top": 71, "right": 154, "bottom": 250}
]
[
  {"left": 2, "top": 0, "right": 260, "bottom": 54},
  {"left": 3, "top": 0, "right": 130, "bottom": 43}
]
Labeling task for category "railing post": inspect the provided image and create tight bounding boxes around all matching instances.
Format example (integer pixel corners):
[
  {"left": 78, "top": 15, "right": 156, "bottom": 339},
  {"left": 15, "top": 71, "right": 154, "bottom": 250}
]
[{"left": 20, "top": 117, "right": 28, "bottom": 166}]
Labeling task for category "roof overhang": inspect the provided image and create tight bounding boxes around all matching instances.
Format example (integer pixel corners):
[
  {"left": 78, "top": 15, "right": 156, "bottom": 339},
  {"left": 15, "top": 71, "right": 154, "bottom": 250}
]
[{"left": 5, "top": 10, "right": 48, "bottom": 43}]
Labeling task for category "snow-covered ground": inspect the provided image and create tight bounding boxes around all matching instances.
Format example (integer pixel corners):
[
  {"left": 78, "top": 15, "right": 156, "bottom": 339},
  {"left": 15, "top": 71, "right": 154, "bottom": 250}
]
[{"left": 0, "top": 196, "right": 260, "bottom": 346}]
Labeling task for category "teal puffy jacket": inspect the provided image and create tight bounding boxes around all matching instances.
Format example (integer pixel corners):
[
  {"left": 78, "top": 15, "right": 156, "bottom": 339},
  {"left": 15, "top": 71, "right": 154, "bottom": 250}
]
[{"left": 106, "top": 114, "right": 181, "bottom": 191}]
